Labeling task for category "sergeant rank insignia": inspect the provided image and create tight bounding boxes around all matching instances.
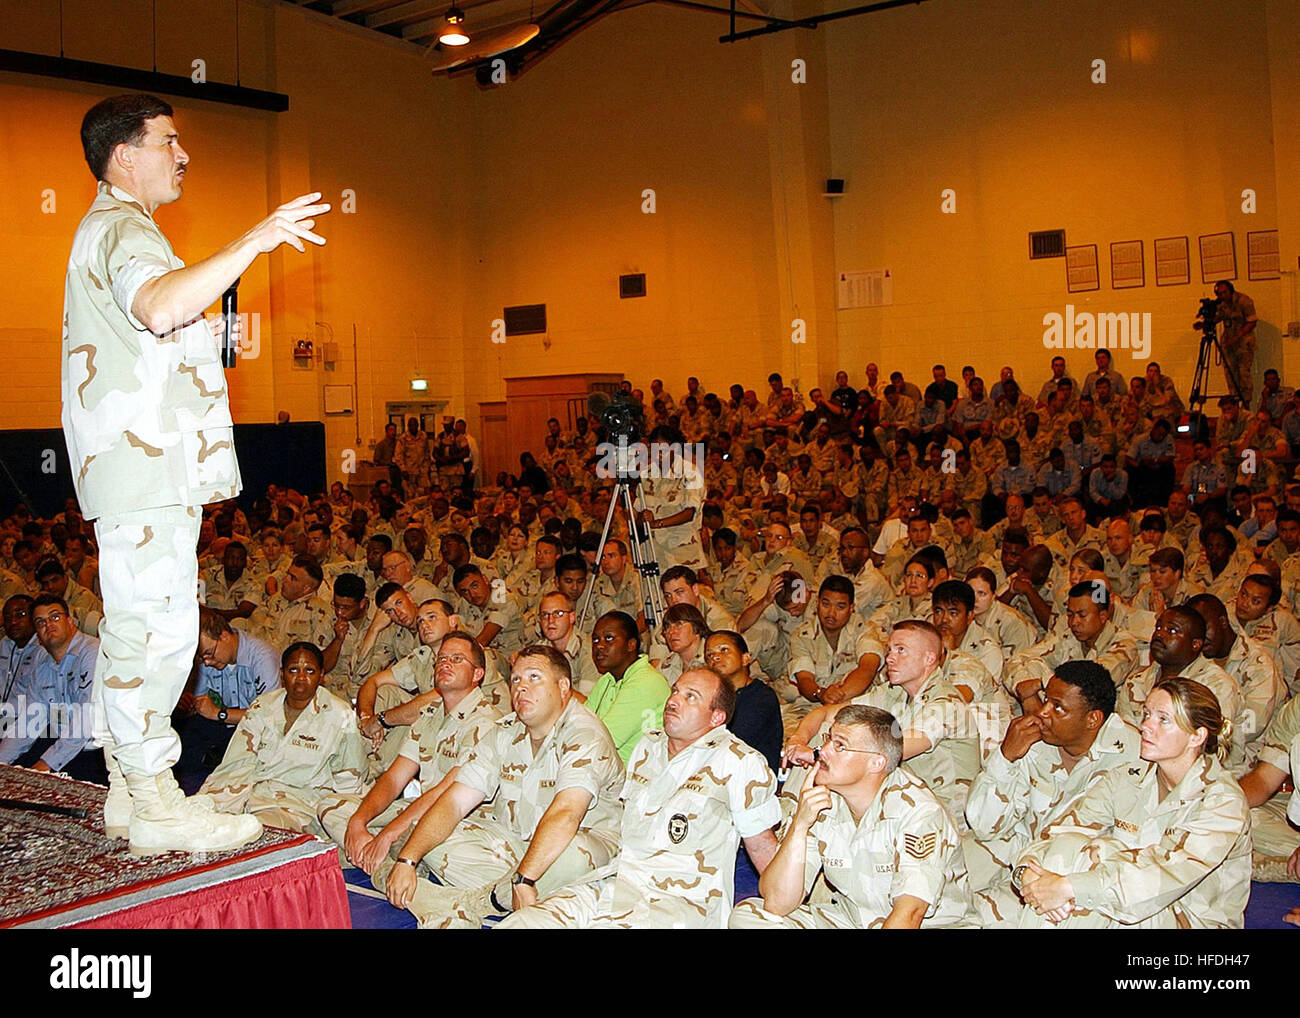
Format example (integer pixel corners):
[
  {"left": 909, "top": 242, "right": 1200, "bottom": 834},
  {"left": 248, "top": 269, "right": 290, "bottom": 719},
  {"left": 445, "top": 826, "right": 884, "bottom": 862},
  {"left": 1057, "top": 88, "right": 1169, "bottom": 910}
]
[{"left": 903, "top": 833, "right": 936, "bottom": 860}]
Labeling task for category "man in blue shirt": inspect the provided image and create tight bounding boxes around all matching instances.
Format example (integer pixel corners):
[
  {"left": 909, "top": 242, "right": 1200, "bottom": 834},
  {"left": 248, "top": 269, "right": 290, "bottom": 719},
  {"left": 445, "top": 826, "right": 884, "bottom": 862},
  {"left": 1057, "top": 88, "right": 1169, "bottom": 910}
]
[
  {"left": 175, "top": 607, "right": 280, "bottom": 779},
  {"left": 1, "top": 595, "right": 40, "bottom": 709},
  {"left": 0, "top": 594, "right": 104, "bottom": 782}
]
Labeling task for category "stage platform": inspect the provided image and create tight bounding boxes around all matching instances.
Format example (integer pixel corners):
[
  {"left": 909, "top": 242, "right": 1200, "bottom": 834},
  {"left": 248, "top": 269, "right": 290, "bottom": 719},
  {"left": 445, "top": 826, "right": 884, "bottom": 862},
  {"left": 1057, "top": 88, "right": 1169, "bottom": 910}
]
[{"left": 0, "top": 765, "right": 350, "bottom": 929}]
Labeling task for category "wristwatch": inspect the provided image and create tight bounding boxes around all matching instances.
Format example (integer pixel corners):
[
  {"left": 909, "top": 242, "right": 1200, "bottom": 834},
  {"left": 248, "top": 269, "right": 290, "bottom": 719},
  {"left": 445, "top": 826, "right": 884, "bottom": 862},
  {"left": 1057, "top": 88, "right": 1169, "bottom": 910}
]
[
  {"left": 217, "top": 708, "right": 229, "bottom": 723},
  {"left": 378, "top": 711, "right": 394, "bottom": 730},
  {"left": 511, "top": 871, "right": 536, "bottom": 888},
  {"left": 1011, "top": 864, "right": 1028, "bottom": 891}
]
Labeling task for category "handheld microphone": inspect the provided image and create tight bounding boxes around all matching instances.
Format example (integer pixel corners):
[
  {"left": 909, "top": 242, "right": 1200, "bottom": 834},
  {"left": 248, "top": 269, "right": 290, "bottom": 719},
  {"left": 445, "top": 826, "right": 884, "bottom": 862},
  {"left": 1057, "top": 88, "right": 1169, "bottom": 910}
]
[{"left": 221, "top": 278, "right": 240, "bottom": 368}]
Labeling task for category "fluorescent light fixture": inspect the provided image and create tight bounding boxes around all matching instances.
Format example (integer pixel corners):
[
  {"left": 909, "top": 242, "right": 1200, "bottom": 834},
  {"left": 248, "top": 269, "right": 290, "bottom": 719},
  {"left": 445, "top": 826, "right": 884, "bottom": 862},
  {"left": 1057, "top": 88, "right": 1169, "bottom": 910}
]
[{"left": 410, "top": 377, "right": 429, "bottom": 392}]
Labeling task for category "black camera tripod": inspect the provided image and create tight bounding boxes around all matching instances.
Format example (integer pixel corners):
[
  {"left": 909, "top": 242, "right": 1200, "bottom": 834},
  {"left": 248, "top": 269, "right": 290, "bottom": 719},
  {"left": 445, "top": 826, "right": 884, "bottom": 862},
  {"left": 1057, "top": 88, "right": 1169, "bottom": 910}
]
[{"left": 575, "top": 462, "right": 667, "bottom": 633}]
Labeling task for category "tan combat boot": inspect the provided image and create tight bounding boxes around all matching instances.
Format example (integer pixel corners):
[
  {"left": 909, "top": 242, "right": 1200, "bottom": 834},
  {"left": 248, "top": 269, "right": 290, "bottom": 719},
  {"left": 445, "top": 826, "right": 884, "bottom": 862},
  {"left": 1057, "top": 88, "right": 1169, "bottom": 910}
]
[
  {"left": 102, "top": 747, "right": 132, "bottom": 840},
  {"left": 126, "top": 769, "right": 262, "bottom": 856},
  {"left": 103, "top": 747, "right": 213, "bottom": 840}
]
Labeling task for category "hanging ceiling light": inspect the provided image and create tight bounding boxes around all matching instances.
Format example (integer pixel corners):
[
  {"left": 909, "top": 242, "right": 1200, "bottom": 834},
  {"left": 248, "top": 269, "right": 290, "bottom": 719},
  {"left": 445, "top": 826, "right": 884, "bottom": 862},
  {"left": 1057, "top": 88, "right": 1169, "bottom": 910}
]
[{"left": 438, "top": 7, "right": 471, "bottom": 46}]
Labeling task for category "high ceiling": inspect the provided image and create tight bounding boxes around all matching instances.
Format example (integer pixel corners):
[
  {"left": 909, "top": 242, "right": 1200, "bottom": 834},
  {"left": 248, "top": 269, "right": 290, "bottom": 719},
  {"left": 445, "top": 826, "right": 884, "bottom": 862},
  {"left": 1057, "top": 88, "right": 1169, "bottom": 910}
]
[{"left": 286, "top": 0, "right": 591, "bottom": 52}]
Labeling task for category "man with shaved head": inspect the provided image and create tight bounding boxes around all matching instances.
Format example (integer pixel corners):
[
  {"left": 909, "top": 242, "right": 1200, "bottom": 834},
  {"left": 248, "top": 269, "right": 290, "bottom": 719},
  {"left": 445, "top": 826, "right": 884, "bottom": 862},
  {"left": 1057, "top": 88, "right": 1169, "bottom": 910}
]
[{"left": 501, "top": 666, "right": 779, "bottom": 928}]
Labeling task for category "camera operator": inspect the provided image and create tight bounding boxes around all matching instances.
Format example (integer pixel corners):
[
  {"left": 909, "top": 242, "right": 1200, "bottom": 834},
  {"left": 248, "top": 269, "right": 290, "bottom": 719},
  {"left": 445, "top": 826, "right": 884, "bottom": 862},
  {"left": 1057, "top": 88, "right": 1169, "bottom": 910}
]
[{"left": 1212, "top": 280, "right": 1259, "bottom": 408}]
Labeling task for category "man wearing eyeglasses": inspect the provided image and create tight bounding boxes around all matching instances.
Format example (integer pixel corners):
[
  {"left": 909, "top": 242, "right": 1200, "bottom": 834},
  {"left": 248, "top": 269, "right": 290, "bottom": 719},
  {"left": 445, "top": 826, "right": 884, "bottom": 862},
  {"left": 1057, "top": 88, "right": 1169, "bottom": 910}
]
[
  {"left": 320, "top": 631, "right": 500, "bottom": 870},
  {"left": 381, "top": 644, "right": 623, "bottom": 928},
  {"left": 0, "top": 594, "right": 104, "bottom": 781},
  {"left": 536, "top": 592, "right": 600, "bottom": 696},
  {"left": 175, "top": 607, "right": 279, "bottom": 776},
  {"left": 731, "top": 704, "right": 973, "bottom": 929},
  {"left": 379, "top": 550, "right": 439, "bottom": 606},
  {"left": 356, "top": 598, "right": 507, "bottom": 772},
  {"left": 502, "top": 666, "right": 779, "bottom": 929}
]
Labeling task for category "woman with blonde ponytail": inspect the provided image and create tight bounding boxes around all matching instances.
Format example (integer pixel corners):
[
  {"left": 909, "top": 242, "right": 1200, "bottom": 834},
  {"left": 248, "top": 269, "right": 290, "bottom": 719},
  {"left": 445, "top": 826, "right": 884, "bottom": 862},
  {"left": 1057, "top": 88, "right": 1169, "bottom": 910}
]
[{"left": 1013, "top": 677, "right": 1251, "bottom": 929}]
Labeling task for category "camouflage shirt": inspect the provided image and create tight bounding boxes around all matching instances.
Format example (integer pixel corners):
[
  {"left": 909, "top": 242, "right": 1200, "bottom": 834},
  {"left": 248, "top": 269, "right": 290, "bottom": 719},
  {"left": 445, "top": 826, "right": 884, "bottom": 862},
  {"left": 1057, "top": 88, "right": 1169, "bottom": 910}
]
[{"left": 62, "top": 182, "right": 241, "bottom": 519}]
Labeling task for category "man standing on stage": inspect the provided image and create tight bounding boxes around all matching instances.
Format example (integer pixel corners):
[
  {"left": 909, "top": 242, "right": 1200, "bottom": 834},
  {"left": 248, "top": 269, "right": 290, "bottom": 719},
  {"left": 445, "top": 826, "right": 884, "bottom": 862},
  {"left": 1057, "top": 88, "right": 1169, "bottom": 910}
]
[{"left": 62, "top": 93, "right": 329, "bottom": 854}]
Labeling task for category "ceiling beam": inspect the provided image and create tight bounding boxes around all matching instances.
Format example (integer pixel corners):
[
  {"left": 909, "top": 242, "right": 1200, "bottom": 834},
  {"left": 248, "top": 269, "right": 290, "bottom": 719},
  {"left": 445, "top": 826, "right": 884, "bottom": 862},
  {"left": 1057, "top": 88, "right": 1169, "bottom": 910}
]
[{"left": 366, "top": 0, "right": 444, "bottom": 28}]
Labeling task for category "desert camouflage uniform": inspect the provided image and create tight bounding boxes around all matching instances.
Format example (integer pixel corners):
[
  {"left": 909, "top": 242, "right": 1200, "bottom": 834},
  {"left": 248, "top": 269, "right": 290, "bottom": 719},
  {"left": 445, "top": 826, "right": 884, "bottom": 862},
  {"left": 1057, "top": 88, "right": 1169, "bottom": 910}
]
[
  {"left": 318, "top": 684, "right": 500, "bottom": 851},
  {"left": 239, "top": 591, "right": 334, "bottom": 654},
  {"left": 709, "top": 554, "right": 759, "bottom": 616},
  {"left": 1210, "top": 631, "right": 1287, "bottom": 771},
  {"left": 376, "top": 698, "right": 623, "bottom": 928},
  {"left": 814, "top": 556, "right": 894, "bottom": 623},
  {"left": 974, "top": 601, "right": 1038, "bottom": 662},
  {"left": 865, "top": 594, "right": 933, "bottom": 646},
  {"left": 587, "top": 568, "right": 643, "bottom": 622},
  {"left": 1017, "top": 754, "right": 1251, "bottom": 929},
  {"left": 782, "top": 614, "right": 884, "bottom": 730},
  {"left": 457, "top": 593, "right": 528, "bottom": 656},
  {"left": 730, "top": 767, "right": 973, "bottom": 929},
  {"left": 501, "top": 726, "right": 779, "bottom": 929},
  {"left": 200, "top": 685, "right": 368, "bottom": 835},
  {"left": 1006, "top": 621, "right": 1140, "bottom": 700},
  {"left": 642, "top": 471, "right": 706, "bottom": 571},
  {"left": 794, "top": 531, "right": 837, "bottom": 572},
  {"left": 1117, "top": 657, "right": 1247, "bottom": 772},
  {"left": 1247, "top": 696, "right": 1300, "bottom": 857},
  {"left": 323, "top": 606, "right": 376, "bottom": 702},
  {"left": 1232, "top": 605, "right": 1300, "bottom": 698},
  {"left": 202, "top": 565, "right": 263, "bottom": 614},
  {"left": 62, "top": 182, "right": 242, "bottom": 777},
  {"left": 964, "top": 713, "right": 1140, "bottom": 926},
  {"left": 1042, "top": 526, "right": 1106, "bottom": 572}
]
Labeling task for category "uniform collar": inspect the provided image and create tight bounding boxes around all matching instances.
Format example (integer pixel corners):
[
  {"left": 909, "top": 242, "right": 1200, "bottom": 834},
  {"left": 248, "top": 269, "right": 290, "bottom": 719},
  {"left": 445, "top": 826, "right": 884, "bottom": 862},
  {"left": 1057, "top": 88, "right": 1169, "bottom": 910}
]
[{"left": 98, "top": 179, "right": 152, "bottom": 217}]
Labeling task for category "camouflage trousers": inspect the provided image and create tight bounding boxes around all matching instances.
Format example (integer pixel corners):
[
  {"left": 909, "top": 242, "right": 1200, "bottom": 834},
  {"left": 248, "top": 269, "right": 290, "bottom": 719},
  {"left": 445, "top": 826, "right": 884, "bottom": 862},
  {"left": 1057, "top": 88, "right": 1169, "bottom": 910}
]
[
  {"left": 1251, "top": 795, "right": 1299, "bottom": 857},
  {"left": 92, "top": 505, "right": 201, "bottom": 776},
  {"left": 1223, "top": 340, "right": 1254, "bottom": 409},
  {"left": 728, "top": 897, "right": 862, "bottom": 929},
  {"left": 201, "top": 780, "right": 328, "bottom": 837},
  {"left": 316, "top": 793, "right": 409, "bottom": 852},
  {"left": 498, "top": 865, "right": 729, "bottom": 929},
  {"left": 369, "top": 817, "right": 618, "bottom": 929}
]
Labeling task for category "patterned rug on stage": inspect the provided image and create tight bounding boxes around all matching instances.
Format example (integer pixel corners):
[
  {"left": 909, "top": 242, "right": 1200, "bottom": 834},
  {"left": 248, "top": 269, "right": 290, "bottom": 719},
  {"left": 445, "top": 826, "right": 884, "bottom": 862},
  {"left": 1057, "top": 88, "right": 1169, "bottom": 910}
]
[{"left": 0, "top": 764, "right": 302, "bottom": 926}]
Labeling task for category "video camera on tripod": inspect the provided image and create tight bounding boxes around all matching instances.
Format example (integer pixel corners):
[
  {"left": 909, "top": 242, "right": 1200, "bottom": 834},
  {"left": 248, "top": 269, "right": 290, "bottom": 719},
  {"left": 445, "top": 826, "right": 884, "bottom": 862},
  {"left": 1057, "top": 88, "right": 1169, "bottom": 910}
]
[{"left": 1180, "top": 294, "right": 1239, "bottom": 442}]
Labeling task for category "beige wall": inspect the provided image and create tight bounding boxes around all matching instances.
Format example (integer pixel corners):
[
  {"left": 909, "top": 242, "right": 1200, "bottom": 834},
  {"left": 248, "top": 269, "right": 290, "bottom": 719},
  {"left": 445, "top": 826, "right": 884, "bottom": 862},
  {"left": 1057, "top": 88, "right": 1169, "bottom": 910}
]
[
  {"left": 824, "top": 0, "right": 1288, "bottom": 396},
  {"left": 0, "top": 0, "right": 1295, "bottom": 495}
]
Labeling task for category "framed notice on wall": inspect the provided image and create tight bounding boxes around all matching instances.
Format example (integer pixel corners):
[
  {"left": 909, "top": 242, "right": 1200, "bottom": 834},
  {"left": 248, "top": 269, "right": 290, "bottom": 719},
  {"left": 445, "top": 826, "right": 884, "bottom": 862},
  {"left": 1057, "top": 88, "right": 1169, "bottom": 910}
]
[
  {"left": 1247, "top": 230, "right": 1280, "bottom": 280},
  {"left": 1154, "top": 236, "right": 1190, "bottom": 286},
  {"left": 1199, "top": 232, "right": 1236, "bottom": 283},
  {"left": 323, "top": 385, "right": 354, "bottom": 415},
  {"left": 1110, "top": 240, "right": 1144, "bottom": 289},
  {"left": 1066, "top": 244, "right": 1100, "bottom": 293}
]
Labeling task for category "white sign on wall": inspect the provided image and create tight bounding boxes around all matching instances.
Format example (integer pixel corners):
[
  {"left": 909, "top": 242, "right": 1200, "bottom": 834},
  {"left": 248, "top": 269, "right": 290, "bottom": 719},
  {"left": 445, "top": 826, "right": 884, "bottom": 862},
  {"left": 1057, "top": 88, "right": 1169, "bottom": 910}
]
[{"left": 837, "top": 269, "right": 894, "bottom": 309}]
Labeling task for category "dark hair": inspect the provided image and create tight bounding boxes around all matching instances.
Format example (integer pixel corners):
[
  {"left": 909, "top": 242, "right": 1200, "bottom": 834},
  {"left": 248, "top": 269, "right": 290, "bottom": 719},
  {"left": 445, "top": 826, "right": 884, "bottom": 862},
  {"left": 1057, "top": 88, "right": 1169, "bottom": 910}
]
[
  {"left": 81, "top": 93, "right": 175, "bottom": 180},
  {"left": 1053, "top": 660, "right": 1116, "bottom": 716},
  {"left": 31, "top": 592, "right": 70, "bottom": 615},
  {"left": 663, "top": 602, "right": 708, "bottom": 638},
  {"left": 281, "top": 641, "right": 325, "bottom": 670},
  {"left": 1240, "top": 572, "right": 1281, "bottom": 607},
  {"left": 290, "top": 554, "right": 324, "bottom": 584},
  {"left": 555, "top": 552, "right": 587, "bottom": 577},
  {"left": 711, "top": 527, "right": 737, "bottom": 547},
  {"left": 451, "top": 564, "right": 483, "bottom": 588},
  {"left": 34, "top": 556, "right": 66, "bottom": 581},
  {"left": 705, "top": 629, "right": 749, "bottom": 655},
  {"left": 1149, "top": 547, "right": 1185, "bottom": 573},
  {"left": 931, "top": 580, "right": 975, "bottom": 612},
  {"left": 374, "top": 581, "right": 404, "bottom": 606},
  {"left": 333, "top": 572, "right": 366, "bottom": 600},
  {"left": 661, "top": 566, "right": 699, "bottom": 588},
  {"left": 597, "top": 610, "right": 641, "bottom": 651},
  {"left": 913, "top": 545, "right": 948, "bottom": 574},
  {"left": 366, "top": 533, "right": 394, "bottom": 553},
  {"left": 818, "top": 574, "right": 855, "bottom": 603},
  {"left": 1068, "top": 579, "right": 1110, "bottom": 610},
  {"left": 198, "top": 605, "right": 233, "bottom": 640}
]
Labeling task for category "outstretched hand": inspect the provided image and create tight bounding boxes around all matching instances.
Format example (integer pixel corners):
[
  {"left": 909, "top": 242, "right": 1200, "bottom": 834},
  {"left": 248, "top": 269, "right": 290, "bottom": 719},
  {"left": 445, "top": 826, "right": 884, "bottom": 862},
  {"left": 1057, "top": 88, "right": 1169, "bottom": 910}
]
[{"left": 248, "top": 192, "right": 331, "bottom": 255}]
